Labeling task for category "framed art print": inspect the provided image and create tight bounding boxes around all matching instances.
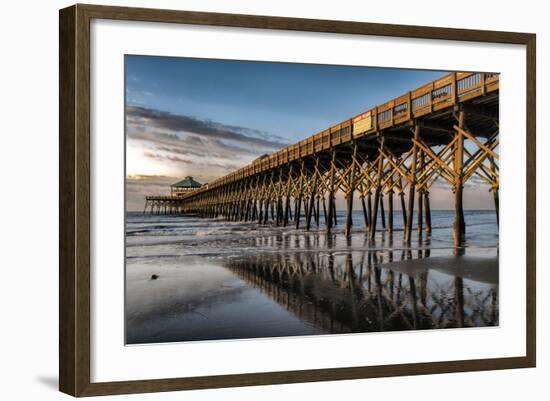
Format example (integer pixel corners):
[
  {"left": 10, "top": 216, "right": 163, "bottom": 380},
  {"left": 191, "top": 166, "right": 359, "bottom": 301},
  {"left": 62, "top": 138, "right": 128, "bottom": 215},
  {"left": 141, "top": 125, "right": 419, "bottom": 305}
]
[{"left": 59, "top": 4, "right": 536, "bottom": 397}]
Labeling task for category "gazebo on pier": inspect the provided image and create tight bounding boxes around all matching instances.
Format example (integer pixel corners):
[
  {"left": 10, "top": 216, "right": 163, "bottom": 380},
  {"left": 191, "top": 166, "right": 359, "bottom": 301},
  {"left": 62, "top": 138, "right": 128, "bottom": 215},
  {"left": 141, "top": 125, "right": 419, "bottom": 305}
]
[{"left": 170, "top": 176, "right": 202, "bottom": 196}]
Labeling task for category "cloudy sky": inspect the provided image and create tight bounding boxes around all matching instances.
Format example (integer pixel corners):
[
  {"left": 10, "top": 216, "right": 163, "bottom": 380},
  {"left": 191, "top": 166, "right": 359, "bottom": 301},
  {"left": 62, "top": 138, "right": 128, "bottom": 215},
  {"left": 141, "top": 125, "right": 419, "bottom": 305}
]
[{"left": 126, "top": 56, "right": 495, "bottom": 211}]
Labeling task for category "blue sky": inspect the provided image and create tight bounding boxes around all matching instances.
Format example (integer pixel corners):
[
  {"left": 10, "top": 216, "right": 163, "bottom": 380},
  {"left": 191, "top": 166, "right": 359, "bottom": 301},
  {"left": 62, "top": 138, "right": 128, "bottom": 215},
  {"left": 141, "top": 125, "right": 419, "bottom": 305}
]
[
  {"left": 125, "top": 55, "right": 494, "bottom": 211},
  {"left": 126, "top": 56, "right": 445, "bottom": 145}
]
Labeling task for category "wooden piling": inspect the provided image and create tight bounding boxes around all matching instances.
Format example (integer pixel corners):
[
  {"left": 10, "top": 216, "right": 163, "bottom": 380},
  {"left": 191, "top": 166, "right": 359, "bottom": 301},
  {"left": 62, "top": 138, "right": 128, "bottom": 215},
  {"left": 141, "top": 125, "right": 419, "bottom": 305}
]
[
  {"left": 380, "top": 194, "right": 386, "bottom": 230},
  {"left": 490, "top": 156, "right": 499, "bottom": 225},
  {"left": 315, "top": 196, "right": 320, "bottom": 228},
  {"left": 417, "top": 189, "right": 423, "bottom": 235},
  {"left": 306, "top": 159, "right": 319, "bottom": 231},
  {"left": 244, "top": 199, "right": 251, "bottom": 221},
  {"left": 252, "top": 200, "right": 257, "bottom": 221},
  {"left": 454, "top": 111, "right": 466, "bottom": 248},
  {"left": 283, "top": 195, "right": 290, "bottom": 226},
  {"left": 288, "top": 202, "right": 293, "bottom": 221},
  {"left": 388, "top": 172, "right": 394, "bottom": 233},
  {"left": 370, "top": 139, "right": 384, "bottom": 241},
  {"left": 294, "top": 197, "right": 301, "bottom": 229},
  {"left": 258, "top": 199, "right": 264, "bottom": 225},
  {"left": 322, "top": 196, "right": 328, "bottom": 227},
  {"left": 333, "top": 201, "right": 338, "bottom": 226},
  {"left": 295, "top": 162, "right": 305, "bottom": 229},
  {"left": 424, "top": 191, "right": 432, "bottom": 235},
  {"left": 398, "top": 177, "right": 407, "bottom": 228},
  {"left": 417, "top": 151, "right": 424, "bottom": 236},
  {"left": 303, "top": 197, "right": 309, "bottom": 227},
  {"left": 345, "top": 192, "right": 353, "bottom": 238},
  {"left": 327, "top": 151, "right": 336, "bottom": 234},
  {"left": 405, "top": 126, "right": 419, "bottom": 244},
  {"left": 493, "top": 188, "right": 499, "bottom": 225},
  {"left": 306, "top": 192, "right": 314, "bottom": 231},
  {"left": 345, "top": 143, "right": 357, "bottom": 238},
  {"left": 361, "top": 196, "right": 369, "bottom": 230},
  {"left": 367, "top": 192, "right": 373, "bottom": 230},
  {"left": 275, "top": 197, "right": 282, "bottom": 226}
]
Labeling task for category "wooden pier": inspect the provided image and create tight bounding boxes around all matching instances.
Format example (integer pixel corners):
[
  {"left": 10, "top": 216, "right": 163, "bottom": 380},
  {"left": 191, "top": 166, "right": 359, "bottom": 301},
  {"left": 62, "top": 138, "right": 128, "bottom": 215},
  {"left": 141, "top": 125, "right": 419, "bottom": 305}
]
[{"left": 145, "top": 71, "right": 499, "bottom": 247}]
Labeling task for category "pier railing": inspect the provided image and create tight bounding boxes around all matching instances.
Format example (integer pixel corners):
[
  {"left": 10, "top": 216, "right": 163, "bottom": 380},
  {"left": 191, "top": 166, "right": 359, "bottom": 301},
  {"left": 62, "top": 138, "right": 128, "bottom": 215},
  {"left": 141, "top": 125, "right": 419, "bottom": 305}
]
[{"left": 193, "top": 72, "right": 498, "bottom": 191}]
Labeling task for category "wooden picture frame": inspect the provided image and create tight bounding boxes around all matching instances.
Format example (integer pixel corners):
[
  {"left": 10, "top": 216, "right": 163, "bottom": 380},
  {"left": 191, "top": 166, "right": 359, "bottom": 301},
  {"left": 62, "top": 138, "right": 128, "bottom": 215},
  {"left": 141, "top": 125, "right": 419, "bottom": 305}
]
[{"left": 59, "top": 3, "right": 536, "bottom": 397}]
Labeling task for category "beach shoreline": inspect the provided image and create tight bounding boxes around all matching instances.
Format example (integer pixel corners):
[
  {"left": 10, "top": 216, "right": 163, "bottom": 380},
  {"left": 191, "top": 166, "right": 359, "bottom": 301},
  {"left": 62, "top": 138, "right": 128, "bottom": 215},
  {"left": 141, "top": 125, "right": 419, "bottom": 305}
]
[{"left": 125, "top": 210, "right": 498, "bottom": 344}]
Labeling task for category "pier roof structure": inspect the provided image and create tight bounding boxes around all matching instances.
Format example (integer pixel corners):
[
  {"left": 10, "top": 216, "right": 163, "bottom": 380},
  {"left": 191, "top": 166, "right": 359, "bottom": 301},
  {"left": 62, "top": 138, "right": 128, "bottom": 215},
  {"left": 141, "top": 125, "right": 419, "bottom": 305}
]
[{"left": 171, "top": 176, "right": 202, "bottom": 189}]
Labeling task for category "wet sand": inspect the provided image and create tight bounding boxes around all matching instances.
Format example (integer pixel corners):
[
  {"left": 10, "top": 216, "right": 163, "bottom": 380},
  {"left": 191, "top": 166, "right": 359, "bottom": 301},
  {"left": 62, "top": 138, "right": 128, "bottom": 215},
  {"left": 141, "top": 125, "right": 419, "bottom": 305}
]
[
  {"left": 126, "top": 256, "right": 323, "bottom": 344},
  {"left": 379, "top": 255, "right": 498, "bottom": 285},
  {"left": 126, "top": 211, "right": 499, "bottom": 344},
  {"left": 126, "top": 249, "right": 498, "bottom": 344}
]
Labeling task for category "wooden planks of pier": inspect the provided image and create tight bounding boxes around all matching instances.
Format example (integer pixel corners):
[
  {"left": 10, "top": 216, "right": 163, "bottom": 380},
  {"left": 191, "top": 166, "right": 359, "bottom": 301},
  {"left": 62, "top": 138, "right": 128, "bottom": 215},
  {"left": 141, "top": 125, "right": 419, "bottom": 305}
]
[{"left": 144, "top": 71, "right": 500, "bottom": 248}]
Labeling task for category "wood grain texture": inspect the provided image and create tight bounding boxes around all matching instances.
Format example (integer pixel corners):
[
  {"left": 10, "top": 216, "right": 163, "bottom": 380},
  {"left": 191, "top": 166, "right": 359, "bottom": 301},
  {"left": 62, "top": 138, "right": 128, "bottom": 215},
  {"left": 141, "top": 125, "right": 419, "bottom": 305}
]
[
  {"left": 77, "top": 3, "right": 533, "bottom": 44},
  {"left": 59, "top": 5, "right": 76, "bottom": 396},
  {"left": 59, "top": 3, "right": 537, "bottom": 397},
  {"left": 525, "top": 34, "right": 536, "bottom": 367}
]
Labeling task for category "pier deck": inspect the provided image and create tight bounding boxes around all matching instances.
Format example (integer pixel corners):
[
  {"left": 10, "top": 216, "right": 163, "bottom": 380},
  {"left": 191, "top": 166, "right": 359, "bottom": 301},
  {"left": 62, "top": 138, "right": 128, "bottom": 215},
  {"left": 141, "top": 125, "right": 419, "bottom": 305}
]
[{"left": 144, "top": 71, "right": 499, "bottom": 247}]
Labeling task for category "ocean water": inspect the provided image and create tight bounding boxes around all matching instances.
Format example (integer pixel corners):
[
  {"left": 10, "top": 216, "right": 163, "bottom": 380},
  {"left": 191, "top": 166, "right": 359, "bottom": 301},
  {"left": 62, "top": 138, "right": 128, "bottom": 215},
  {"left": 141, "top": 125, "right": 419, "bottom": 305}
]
[{"left": 125, "top": 210, "right": 498, "bottom": 344}]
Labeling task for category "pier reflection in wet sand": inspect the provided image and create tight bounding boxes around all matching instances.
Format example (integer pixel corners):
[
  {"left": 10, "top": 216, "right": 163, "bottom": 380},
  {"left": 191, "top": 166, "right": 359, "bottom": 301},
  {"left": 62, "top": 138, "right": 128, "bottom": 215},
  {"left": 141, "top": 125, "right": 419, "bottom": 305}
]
[
  {"left": 125, "top": 212, "right": 498, "bottom": 344},
  {"left": 228, "top": 236, "right": 498, "bottom": 335}
]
